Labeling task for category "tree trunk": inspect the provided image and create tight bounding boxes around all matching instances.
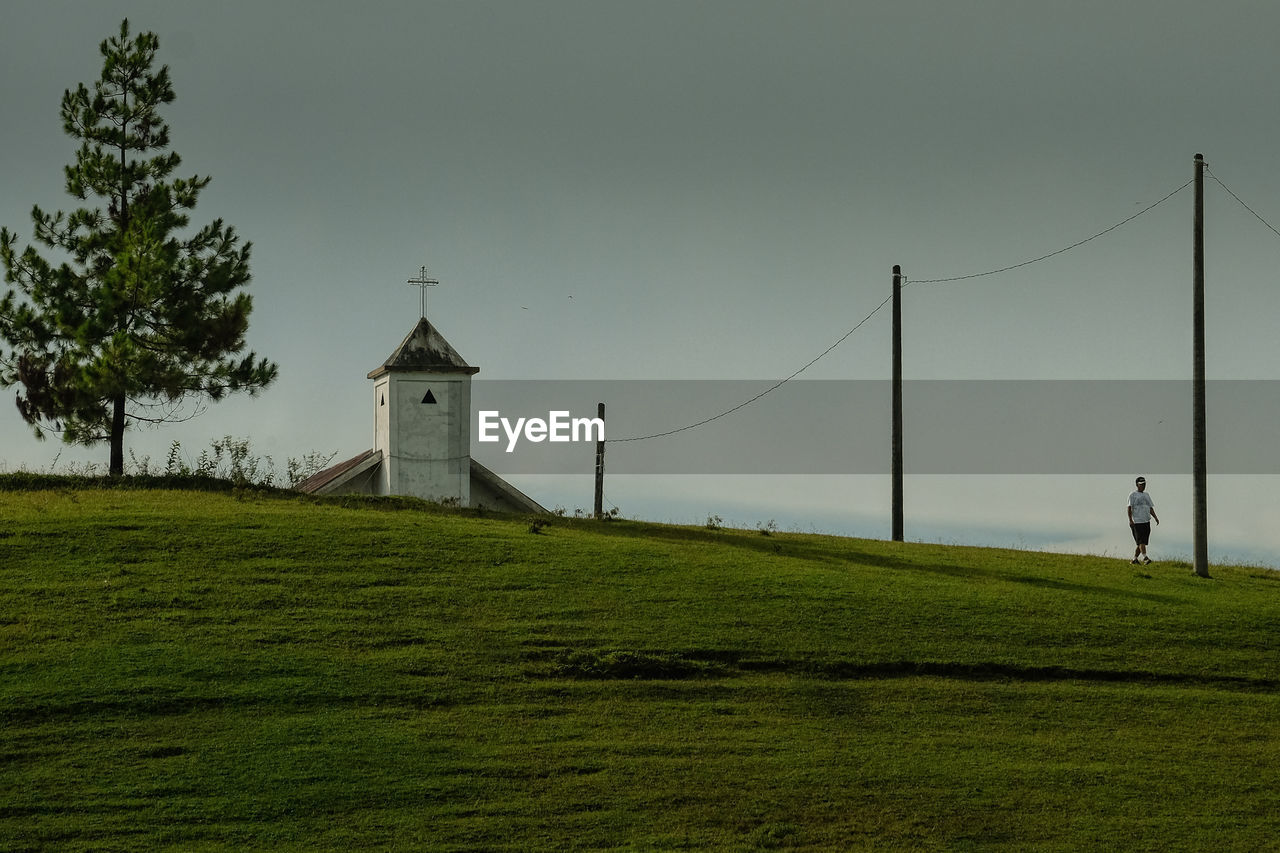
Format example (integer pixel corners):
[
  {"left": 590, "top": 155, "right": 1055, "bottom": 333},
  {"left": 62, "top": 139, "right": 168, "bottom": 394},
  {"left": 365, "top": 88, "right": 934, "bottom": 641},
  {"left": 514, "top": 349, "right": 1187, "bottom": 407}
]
[{"left": 109, "top": 395, "right": 126, "bottom": 476}]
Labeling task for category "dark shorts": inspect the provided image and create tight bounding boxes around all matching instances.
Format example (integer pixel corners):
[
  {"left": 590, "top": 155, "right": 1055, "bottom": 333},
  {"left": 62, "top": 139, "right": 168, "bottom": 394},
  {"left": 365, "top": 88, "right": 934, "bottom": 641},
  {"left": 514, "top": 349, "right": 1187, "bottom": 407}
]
[{"left": 1131, "top": 522, "right": 1151, "bottom": 545}]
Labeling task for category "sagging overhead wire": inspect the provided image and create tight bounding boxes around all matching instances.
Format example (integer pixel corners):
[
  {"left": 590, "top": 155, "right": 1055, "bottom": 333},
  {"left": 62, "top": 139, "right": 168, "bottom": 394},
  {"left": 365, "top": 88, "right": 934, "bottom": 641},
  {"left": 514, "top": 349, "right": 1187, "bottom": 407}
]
[
  {"left": 904, "top": 178, "right": 1195, "bottom": 286},
  {"left": 606, "top": 292, "right": 894, "bottom": 443},
  {"left": 606, "top": 174, "right": 1199, "bottom": 445},
  {"left": 1204, "top": 163, "right": 1280, "bottom": 242}
]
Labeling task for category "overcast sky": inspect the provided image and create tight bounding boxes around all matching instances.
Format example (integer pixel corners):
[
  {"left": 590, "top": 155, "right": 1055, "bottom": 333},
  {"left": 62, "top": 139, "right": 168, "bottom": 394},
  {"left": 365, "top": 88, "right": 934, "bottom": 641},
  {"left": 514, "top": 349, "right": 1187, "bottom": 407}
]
[{"left": 4, "top": 1, "right": 1280, "bottom": 565}]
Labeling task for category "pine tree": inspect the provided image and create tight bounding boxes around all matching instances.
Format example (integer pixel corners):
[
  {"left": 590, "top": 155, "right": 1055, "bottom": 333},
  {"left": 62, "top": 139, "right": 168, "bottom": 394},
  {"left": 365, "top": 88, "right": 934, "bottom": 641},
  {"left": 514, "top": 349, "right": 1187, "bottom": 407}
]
[{"left": 0, "top": 19, "right": 277, "bottom": 476}]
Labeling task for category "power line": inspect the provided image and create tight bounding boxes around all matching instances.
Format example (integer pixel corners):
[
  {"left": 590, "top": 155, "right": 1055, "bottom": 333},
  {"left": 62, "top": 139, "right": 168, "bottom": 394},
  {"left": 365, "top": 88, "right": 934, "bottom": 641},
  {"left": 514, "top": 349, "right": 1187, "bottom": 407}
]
[
  {"left": 1204, "top": 164, "right": 1280, "bottom": 241},
  {"left": 607, "top": 292, "right": 895, "bottom": 443},
  {"left": 602, "top": 174, "right": 1197, "bottom": 444},
  {"left": 905, "top": 178, "right": 1194, "bottom": 286}
]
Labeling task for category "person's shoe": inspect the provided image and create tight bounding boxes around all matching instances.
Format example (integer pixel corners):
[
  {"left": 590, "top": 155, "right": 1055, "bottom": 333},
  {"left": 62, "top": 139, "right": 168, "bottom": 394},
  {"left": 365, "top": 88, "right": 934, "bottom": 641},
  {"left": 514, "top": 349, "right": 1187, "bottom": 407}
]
[
  {"left": 1131, "top": 558, "right": 1140, "bottom": 564},
  {"left": 1143, "top": 557, "right": 1152, "bottom": 565}
]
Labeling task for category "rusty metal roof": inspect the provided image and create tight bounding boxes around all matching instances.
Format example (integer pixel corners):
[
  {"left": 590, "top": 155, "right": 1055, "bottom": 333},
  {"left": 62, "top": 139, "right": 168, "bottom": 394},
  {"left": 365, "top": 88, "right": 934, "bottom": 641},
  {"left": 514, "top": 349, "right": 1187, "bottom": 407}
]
[
  {"left": 293, "top": 448, "right": 547, "bottom": 514},
  {"left": 294, "top": 448, "right": 381, "bottom": 494}
]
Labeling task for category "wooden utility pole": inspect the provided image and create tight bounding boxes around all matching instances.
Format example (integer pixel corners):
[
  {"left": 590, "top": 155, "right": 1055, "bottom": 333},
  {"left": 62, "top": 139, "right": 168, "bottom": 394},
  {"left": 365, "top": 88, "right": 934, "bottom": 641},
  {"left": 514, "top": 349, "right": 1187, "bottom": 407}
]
[
  {"left": 892, "top": 264, "right": 904, "bottom": 542},
  {"left": 1192, "top": 155, "right": 1210, "bottom": 577},
  {"left": 594, "top": 402, "right": 606, "bottom": 519}
]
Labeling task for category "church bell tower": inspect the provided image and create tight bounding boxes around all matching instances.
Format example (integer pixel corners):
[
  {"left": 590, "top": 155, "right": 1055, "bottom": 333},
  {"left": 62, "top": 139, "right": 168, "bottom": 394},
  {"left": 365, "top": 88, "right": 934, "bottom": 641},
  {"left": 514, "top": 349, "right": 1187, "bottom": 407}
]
[{"left": 367, "top": 316, "right": 479, "bottom": 504}]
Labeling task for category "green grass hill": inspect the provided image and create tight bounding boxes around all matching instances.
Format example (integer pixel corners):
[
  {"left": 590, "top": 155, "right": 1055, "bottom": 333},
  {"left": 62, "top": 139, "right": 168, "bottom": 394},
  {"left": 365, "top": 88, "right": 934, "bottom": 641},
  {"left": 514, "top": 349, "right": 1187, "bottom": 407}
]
[{"left": 2, "top": 486, "right": 1279, "bottom": 851}]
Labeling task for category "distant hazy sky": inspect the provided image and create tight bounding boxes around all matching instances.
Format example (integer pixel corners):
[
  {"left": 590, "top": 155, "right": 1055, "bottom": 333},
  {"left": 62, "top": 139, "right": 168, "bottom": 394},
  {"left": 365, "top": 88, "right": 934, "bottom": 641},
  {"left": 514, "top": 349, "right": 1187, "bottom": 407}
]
[{"left": 4, "top": 2, "right": 1280, "bottom": 565}]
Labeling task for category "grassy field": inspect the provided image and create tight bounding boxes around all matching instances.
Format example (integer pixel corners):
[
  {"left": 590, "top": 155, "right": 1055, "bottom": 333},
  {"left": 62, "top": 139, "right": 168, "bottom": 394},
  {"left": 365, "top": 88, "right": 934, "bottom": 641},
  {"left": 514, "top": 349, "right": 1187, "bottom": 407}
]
[{"left": 2, "top": 485, "right": 1279, "bottom": 851}]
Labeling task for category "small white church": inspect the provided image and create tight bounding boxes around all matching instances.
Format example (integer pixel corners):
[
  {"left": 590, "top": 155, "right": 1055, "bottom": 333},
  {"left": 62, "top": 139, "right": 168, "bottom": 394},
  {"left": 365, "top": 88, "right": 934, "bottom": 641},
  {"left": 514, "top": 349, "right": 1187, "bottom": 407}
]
[{"left": 296, "top": 315, "right": 546, "bottom": 514}]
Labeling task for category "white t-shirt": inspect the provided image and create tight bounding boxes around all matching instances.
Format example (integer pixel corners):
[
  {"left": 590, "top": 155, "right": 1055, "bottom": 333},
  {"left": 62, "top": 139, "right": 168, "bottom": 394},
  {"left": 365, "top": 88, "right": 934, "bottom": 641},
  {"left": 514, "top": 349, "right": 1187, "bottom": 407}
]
[{"left": 1129, "top": 490, "right": 1154, "bottom": 523}]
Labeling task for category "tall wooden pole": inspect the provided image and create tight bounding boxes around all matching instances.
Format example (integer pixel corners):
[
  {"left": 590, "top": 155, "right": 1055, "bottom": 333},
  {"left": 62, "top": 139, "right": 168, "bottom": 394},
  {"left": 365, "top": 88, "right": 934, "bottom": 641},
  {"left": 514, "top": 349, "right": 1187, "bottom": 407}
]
[
  {"left": 594, "top": 402, "right": 606, "bottom": 519},
  {"left": 1192, "top": 155, "right": 1210, "bottom": 577},
  {"left": 892, "top": 264, "right": 904, "bottom": 542}
]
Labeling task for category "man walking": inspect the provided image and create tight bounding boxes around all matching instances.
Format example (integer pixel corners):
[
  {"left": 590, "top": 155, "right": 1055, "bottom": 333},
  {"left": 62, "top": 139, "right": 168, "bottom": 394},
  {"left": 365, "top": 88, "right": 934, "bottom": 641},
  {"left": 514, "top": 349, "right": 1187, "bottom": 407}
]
[{"left": 1128, "top": 476, "right": 1160, "bottom": 564}]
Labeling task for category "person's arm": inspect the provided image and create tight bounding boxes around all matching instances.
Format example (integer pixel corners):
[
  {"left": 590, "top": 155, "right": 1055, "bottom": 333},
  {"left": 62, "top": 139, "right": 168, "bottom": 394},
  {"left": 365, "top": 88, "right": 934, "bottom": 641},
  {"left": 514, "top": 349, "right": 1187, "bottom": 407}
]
[
  {"left": 1151, "top": 506, "right": 1159, "bottom": 525},
  {"left": 1128, "top": 504, "right": 1134, "bottom": 526}
]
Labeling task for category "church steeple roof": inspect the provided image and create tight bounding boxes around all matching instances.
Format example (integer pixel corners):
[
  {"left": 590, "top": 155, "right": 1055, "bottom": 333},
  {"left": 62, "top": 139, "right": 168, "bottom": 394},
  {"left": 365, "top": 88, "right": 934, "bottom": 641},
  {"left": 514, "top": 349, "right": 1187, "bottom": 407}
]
[{"left": 367, "top": 316, "right": 479, "bottom": 378}]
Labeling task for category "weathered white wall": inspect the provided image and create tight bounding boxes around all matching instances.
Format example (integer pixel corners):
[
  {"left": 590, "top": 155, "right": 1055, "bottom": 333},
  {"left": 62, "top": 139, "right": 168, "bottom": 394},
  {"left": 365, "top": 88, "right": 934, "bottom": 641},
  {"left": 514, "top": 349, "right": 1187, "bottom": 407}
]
[
  {"left": 372, "top": 376, "right": 391, "bottom": 495},
  {"left": 379, "top": 372, "right": 471, "bottom": 504}
]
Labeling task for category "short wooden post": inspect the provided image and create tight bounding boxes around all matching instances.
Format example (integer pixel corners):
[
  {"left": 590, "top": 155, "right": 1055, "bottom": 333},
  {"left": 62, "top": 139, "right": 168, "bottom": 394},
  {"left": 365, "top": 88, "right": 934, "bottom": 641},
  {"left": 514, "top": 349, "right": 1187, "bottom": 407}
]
[{"left": 594, "top": 402, "right": 606, "bottom": 519}]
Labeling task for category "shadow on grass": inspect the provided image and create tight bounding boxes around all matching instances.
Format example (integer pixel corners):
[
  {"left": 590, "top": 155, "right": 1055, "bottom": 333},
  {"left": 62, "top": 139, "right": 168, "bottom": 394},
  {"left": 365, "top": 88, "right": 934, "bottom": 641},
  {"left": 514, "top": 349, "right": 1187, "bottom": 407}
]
[
  {"left": 576, "top": 519, "right": 925, "bottom": 569},
  {"left": 898, "top": 563, "right": 1180, "bottom": 604},
  {"left": 1, "top": 688, "right": 455, "bottom": 725},
  {"left": 534, "top": 647, "right": 1280, "bottom": 693},
  {"left": 769, "top": 659, "right": 1280, "bottom": 692},
  {"left": 582, "top": 520, "right": 1180, "bottom": 604}
]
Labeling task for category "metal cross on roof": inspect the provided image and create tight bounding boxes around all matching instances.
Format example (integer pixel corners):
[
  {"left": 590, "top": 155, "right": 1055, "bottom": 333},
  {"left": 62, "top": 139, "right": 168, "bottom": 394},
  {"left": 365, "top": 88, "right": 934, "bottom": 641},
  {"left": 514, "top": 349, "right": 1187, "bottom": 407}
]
[{"left": 407, "top": 266, "right": 439, "bottom": 318}]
